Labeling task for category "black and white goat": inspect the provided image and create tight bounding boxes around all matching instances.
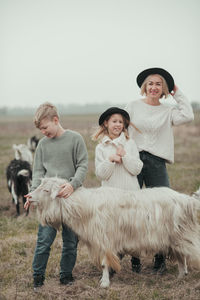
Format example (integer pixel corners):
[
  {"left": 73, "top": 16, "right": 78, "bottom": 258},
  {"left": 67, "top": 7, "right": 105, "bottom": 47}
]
[
  {"left": 6, "top": 159, "right": 32, "bottom": 215},
  {"left": 6, "top": 143, "right": 33, "bottom": 216}
]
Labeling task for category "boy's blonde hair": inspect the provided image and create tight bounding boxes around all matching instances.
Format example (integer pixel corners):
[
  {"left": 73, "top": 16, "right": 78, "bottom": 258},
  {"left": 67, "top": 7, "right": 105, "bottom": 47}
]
[
  {"left": 34, "top": 102, "right": 59, "bottom": 128},
  {"left": 140, "top": 74, "right": 169, "bottom": 98}
]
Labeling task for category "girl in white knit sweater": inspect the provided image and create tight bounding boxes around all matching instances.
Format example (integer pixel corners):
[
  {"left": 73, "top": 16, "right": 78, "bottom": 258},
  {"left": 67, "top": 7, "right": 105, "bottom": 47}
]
[
  {"left": 93, "top": 107, "right": 143, "bottom": 191},
  {"left": 93, "top": 107, "right": 143, "bottom": 274}
]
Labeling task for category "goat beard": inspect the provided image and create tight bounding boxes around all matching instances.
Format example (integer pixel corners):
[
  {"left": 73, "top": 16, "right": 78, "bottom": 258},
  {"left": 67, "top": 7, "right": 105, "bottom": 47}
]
[{"left": 37, "top": 196, "right": 62, "bottom": 230}]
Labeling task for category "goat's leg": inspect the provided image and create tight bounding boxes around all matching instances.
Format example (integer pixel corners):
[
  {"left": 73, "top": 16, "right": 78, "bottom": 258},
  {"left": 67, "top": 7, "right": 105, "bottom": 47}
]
[
  {"left": 16, "top": 202, "right": 20, "bottom": 216},
  {"left": 100, "top": 256, "right": 110, "bottom": 288},
  {"left": 180, "top": 257, "right": 188, "bottom": 276},
  {"left": 11, "top": 183, "right": 17, "bottom": 204},
  {"left": 11, "top": 183, "right": 19, "bottom": 215},
  {"left": 183, "top": 257, "right": 188, "bottom": 275},
  {"left": 177, "top": 255, "right": 188, "bottom": 279}
]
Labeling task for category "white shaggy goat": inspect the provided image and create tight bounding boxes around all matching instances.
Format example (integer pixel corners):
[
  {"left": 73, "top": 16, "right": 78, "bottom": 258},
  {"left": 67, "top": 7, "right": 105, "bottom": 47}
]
[
  {"left": 28, "top": 177, "right": 200, "bottom": 288},
  {"left": 193, "top": 187, "right": 200, "bottom": 200},
  {"left": 13, "top": 143, "right": 33, "bottom": 165}
]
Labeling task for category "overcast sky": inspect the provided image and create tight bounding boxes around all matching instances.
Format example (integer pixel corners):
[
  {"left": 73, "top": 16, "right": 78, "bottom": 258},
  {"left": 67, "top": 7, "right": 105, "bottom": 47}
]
[{"left": 1, "top": 0, "right": 200, "bottom": 108}]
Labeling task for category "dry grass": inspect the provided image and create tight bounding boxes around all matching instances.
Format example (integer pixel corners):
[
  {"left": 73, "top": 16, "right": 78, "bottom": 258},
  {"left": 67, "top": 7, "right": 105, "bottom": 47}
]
[{"left": 0, "top": 113, "right": 200, "bottom": 300}]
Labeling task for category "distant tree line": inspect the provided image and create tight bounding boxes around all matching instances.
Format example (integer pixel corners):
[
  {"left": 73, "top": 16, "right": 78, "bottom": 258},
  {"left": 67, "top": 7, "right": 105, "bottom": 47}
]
[
  {"left": 0, "top": 103, "right": 122, "bottom": 116},
  {"left": 0, "top": 101, "right": 200, "bottom": 116}
]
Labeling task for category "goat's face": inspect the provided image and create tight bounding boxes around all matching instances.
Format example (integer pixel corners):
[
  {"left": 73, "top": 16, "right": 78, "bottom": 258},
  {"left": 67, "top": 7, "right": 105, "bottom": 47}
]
[
  {"left": 29, "top": 177, "right": 64, "bottom": 202},
  {"left": 29, "top": 177, "right": 66, "bottom": 229}
]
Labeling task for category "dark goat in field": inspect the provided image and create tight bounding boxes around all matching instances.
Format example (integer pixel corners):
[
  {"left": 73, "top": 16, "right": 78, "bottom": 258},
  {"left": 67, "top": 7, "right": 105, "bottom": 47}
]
[{"left": 6, "top": 159, "right": 32, "bottom": 216}]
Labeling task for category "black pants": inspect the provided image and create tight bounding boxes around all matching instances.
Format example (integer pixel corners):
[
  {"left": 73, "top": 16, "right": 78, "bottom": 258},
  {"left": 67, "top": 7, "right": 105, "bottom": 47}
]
[
  {"left": 137, "top": 151, "right": 170, "bottom": 188},
  {"left": 137, "top": 151, "right": 169, "bottom": 265}
]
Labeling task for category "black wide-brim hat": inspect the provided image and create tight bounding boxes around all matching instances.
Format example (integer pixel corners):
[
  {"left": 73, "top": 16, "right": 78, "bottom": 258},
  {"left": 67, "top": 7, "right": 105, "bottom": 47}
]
[
  {"left": 99, "top": 107, "right": 130, "bottom": 127},
  {"left": 136, "top": 67, "right": 175, "bottom": 92}
]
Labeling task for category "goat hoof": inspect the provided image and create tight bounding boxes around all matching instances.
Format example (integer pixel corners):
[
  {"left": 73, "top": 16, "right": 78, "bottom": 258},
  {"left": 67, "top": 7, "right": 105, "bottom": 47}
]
[
  {"left": 100, "top": 279, "right": 109, "bottom": 288},
  {"left": 177, "top": 273, "right": 185, "bottom": 280}
]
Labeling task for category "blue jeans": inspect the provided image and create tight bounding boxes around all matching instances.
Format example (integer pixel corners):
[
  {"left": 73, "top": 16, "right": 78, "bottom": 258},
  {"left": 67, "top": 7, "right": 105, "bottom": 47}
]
[
  {"left": 137, "top": 151, "right": 170, "bottom": 188},
  {"left": 32, "top": 224, "right": 78, "bottom": 279}
]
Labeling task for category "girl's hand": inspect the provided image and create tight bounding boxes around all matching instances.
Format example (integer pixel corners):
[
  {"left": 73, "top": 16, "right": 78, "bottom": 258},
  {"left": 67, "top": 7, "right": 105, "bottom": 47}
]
[
  {"left": 116, "top": 145, "right": 126, "bottom": 157},
  {"left": 58, "top": 183, "right": 74, "bottom": 198},
  {"left": 109, "top": 154, "right": 122, "bottom": 163},
  {"left": 170, "top": 84, "right": 178, "bottom": 96}
]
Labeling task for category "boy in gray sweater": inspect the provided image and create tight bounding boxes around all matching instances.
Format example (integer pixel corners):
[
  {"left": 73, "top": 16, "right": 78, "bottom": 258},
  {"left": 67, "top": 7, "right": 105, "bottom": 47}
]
[{"left": 24, "top": 102, "right": 88, "bottom": 290}]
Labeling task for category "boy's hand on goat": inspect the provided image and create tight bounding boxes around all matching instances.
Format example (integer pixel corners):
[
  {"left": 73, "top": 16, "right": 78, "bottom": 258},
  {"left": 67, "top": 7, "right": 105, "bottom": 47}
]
[
  {"left": 24, "top": 194, "right": 36, "bottom": 210},
  {"left": 57, "top": 182, "right": 74, "bottom": 198},
  {"left": 24, "top": 195, "right": 31, "bottom": 210}
]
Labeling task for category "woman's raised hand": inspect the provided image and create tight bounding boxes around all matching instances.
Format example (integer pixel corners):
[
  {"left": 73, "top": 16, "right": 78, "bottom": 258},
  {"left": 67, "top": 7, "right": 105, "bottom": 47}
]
[{"left": 170, "top": 84, "right": 178, "bottom": 96}]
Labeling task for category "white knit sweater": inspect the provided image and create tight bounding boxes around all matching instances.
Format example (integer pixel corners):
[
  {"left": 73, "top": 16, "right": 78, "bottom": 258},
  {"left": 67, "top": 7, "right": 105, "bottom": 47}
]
[
  {"left": 95, "top": 132, "right": 143, "bottom": 191},
  {"left": 125, "top": 89, "right": 194, "bottom": 163}
]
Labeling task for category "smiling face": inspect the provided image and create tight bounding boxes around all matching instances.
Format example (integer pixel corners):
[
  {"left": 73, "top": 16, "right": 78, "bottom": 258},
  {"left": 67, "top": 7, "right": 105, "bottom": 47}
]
[
  {"left": 145, "top": 75, "right": 163, "bottom": 100},
  {"left": 104, "top": 114, "right": 124, "bottom": 139},
  {"left": 39, "top": 116, "right": 59, "bottom": 138}
]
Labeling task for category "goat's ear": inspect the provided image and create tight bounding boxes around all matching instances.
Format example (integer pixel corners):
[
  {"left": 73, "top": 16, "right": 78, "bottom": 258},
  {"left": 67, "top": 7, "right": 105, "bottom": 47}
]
[
  {"left": 193, "top": 191, "right": 200, "bottom": 198},
  {"left": 12, "top": 144, "right": 17, "bottom": 150}
]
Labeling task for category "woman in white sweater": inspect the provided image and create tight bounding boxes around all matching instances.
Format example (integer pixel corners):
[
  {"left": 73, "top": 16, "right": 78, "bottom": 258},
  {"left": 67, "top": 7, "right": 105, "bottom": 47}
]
[
  {"left": 125, "top": 67, "right": 194, "bottom": 274},
  {"left": 93, "top": 107, "right": 143, "bottom": 273}
]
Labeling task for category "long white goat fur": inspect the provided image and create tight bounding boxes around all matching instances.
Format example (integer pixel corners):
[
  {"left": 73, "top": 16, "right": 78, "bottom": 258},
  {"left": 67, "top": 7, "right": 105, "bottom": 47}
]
[{"left": 30, "top": 177, "right": 200, "bottom": 277}]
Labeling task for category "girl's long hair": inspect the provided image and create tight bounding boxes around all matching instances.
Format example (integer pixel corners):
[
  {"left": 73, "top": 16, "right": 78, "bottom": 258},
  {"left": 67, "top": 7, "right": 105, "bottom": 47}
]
[{"left": 92, "top": 115, "right": 141, "bottom": 141}]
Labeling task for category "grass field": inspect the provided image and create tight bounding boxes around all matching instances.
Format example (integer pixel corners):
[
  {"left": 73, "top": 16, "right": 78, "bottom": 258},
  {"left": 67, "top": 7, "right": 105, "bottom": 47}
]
[{"left": 0, "top": 113, "right": 200, "bottom": 300}]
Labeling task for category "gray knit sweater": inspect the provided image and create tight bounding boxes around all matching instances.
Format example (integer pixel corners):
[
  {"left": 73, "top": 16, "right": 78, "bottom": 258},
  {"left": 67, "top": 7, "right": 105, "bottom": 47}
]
[{"left": 30, "top": 130, "right": 88, "bottom": 191}]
